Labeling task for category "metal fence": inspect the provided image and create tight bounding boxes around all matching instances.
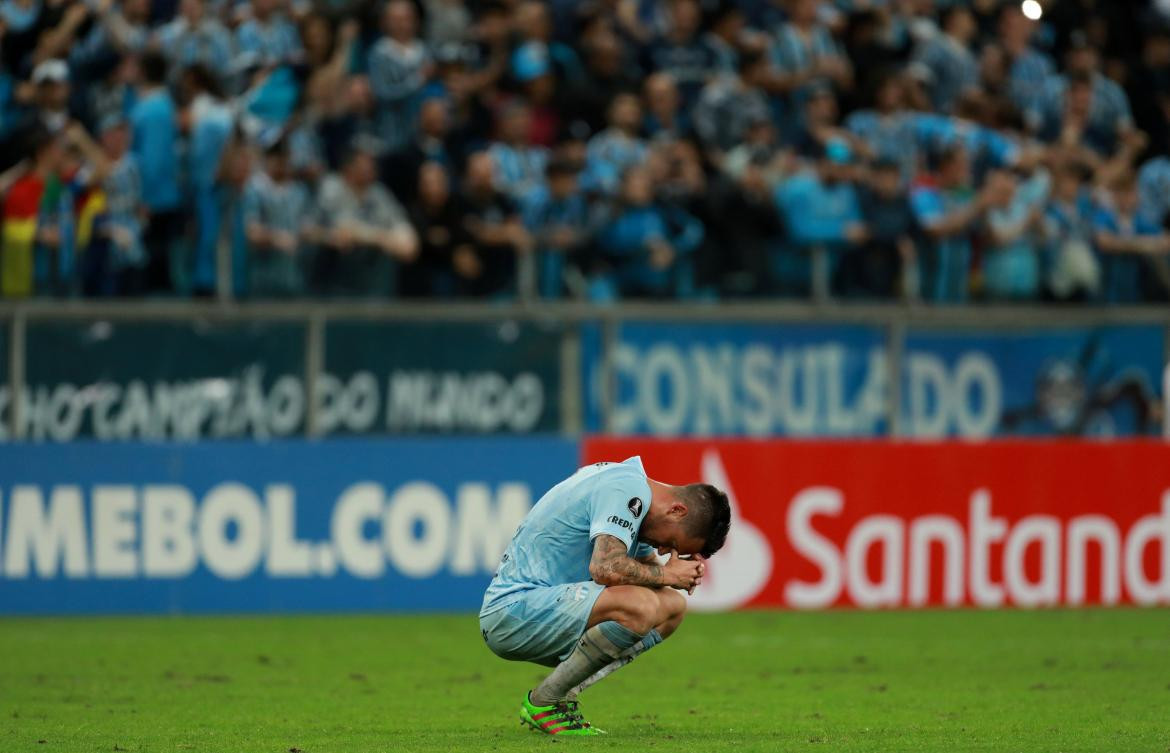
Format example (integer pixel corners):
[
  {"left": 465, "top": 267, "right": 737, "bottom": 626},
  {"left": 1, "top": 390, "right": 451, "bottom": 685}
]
[{"left": 2, "top": 299, "right": 1169, "bottom": 440}]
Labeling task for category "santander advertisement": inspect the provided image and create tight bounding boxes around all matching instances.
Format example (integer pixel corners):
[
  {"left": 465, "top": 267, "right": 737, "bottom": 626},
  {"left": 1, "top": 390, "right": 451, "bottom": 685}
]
[{"left": 582, "top": 440, "right": 1170, "bottom": 610}]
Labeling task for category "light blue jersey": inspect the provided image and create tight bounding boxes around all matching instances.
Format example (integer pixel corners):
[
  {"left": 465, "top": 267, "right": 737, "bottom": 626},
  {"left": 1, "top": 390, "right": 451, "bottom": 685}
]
[
  {"left": 480, "top": 457, "right": 653, "bottom": 666},
  {"left": 484, "top": 457, "right": 652, "bottom": 609}
]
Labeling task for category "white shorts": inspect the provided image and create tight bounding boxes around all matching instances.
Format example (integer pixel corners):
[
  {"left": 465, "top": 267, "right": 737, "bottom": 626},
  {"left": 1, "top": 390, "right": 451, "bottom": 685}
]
[{"left": 479, "top": 581, "right": 606, "bottom": 667}]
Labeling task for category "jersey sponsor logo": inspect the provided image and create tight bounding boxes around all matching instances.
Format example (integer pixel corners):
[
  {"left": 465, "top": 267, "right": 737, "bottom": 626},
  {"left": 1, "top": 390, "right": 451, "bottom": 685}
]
[
  {"left": 607, "top": 515, "right": 633, "bottom": 530},
  {"left": 628, "top": 497, "right": 643, "bottom": 517}
]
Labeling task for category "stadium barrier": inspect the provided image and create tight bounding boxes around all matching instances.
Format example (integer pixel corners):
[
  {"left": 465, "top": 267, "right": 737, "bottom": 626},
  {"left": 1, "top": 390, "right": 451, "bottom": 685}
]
[
  {"left": 0, "top": 438, "right": 578, "bottom": 614},
  {"left": 0, "top": 300, "right": 1167, "bottom": 440},
  {"left": 2, "top": 437, "right": 1168, "bottom": 614}
]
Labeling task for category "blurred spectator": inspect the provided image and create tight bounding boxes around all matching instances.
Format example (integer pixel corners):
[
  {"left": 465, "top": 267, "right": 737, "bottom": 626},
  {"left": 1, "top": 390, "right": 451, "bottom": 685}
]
[
  {"left": 572, "top": 26, "right": 639, "bottom": 134},
  {"left": 643, "top": 0, "right": 716, "bottom": 108},
  {"left": 1092, "top": 170, "right": 1170, "bottom": 303},
  {"left": 513, "top": 47, "right": 562, "bottom": 148},
  {"left": 382, "top": 97, "right": 452, "bottom": 207},
  {"left": 1138, "top": 155, "right": 1170, "bottom": 228},
  {"left": 130, "top": 51, "right": 182, "bottom": 293},
  {"left": 511, "top": 0, "right": 583, "bottom": 86},
  {"left": 586, "top": 93, "right": 648, "bottom": 195},
  {"left": 1035, "top": 38, "right": 1134, "bottom": 157},
  {"left": 5, "top": 59, "right": 75, "bottom": 148},
  {"left": 1, "top": 129, "right": 60, "bottom": 296},
  {"left": 235, "top": 0, "right": 303, "bottom": 69},
  {"left": 0, "top": 0, "right": 51, "bottom": 73},
  {"left": 33, "top": 1, "right": 93, "bottom": 70},
  {"left": 85, "top": 53, "right": 140, "bottom": 139},
  {"left": 910, "top": 5, "right": 979, "bottom": 114},
  {"left": 997, "top": 4, "right": 1055, "bottom": 117},
  {"left": 242, "top": 139, "right": 310, "bottom": 298},
  {"left": 650, "top": 138, "right": 718, "bottom": 299},
  {"left": 707, "top": 132, "right": 787, "bottom": 296},
  {"left": 405, "top": 161, "right": 469, "bottom": 297},
  {"left": 424, "top": 0, "right": 471, "bottom": 48},
  {"left": 93, "top": 115, "right": 146, "bottom": 296},
  {"left": 1044, "top": 160, "right": 1100, "bottom": 302},
  {"left": 643, "top": 72, "right": 686, "bottom": 140},
  {"left": 8, "top": 123, "right": 110, "bottom": 297},
  {"left": 769, "top": 0, "right": 853, "bottom": 100},
  {"left": 844, "top": 158, "right": 916, "bottom": 299},
  {"left": 309, "top": 141, "right": 419, "bottom": 297},
  {"left": 428, "top": 43, "right": 496, "bottom": 165},
  {"left": 595, "top": 165, "right": 700, "bottom": 300},
  {"left": 156, "top": 0, "right": 233, "bottom": 84},
  {"left": 302, "top": 15, "right": 358, "bottom": 115},
  {"left": 318, "top": 74, "right": 379, "bottom": 172},
  {"left": 790, "top": 79, "right": 850, "bottom": 159},
  {"left": 981, "top": 166, "right": 1051, "bottom": 301},
  {"left": 180, "top": 64, "right": 234, "bottom": 296},
  {"left": 910, "top": 144, "right": 1008, "bottom": 303},
  {"left": 1128, "top": 25, "right": 1170, "bottom": 158},
  {"left": 524, "top": 157, "right": 592, "bottom": 299},
  {"left": 458, "top": 150, "right": 531, "bottom": 298},
  {"left": 368, "top": 0, "right": 430, "bottom": 154},
  {"left": 704, "top": 5, "right": 747, "bottom": 75},
  {"left": 846, "top": 69, "right": 918, "bottom": 179},
  {"left": 721, "top": 118, "right": 787, "bottom": 183},
  {"left": 71, "top": 0, "right": 151, "bottom": 68},
  {"left": 488, "top": 101, "right": 547, "bottom": 204},
  {"left": 842, "top": 7, "right": 910, "bottom": 102},
  {"left": 286, "top": 109, "right": 328, "bottom": 185},
  {"left": 773, "top": 138, "right": 864, "bottom": 296},
  {"left": 692, "top": 50, "right": 771, "bottom": 155}
]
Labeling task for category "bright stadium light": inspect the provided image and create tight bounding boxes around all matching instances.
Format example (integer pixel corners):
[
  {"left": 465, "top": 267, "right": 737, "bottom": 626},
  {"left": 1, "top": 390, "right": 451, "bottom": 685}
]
[{"left": 1021, "top": 0, "right": 1043, "bottom": 20}]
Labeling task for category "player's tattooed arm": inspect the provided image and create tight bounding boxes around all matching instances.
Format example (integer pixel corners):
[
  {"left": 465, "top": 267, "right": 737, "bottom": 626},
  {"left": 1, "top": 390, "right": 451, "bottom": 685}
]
[{"left": 589, "top": 535, "right": 665, "bottom": 588}]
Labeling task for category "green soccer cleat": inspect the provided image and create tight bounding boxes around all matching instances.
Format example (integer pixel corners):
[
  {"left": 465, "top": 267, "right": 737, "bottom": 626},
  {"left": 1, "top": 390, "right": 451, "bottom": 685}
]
[{"left": 520, "top": 692, "right": 606, "bottom": 736}]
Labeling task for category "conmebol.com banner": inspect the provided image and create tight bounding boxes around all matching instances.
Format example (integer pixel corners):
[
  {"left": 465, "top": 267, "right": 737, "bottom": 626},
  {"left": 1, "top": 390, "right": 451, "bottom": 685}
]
[
  {"left": 0, "top": 439, "right": 577, "bottom": 614},
  {"left": 584, "top": 439, "right": 1170, "bottom": 609}
]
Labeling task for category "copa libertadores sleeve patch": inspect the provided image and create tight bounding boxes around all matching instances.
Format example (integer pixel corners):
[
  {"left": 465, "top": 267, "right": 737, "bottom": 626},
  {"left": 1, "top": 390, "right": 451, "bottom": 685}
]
[{"left": 628, "top": 497, "right": 643, "bottom": 517}]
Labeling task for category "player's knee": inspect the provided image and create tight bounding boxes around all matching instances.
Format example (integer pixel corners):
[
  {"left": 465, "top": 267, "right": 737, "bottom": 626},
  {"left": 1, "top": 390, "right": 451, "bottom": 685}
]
[
  {"left": 659, "top": 588, "right": 687, "bottom": 621},
  {"left": 609, "top": 587, "right": 660, "bottom": 635}
]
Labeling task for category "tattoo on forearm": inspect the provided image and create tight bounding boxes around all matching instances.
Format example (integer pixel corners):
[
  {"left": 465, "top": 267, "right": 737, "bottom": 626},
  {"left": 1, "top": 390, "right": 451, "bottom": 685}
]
[{"left": 590, "top": 535, "right": 664, "bottom": 587}]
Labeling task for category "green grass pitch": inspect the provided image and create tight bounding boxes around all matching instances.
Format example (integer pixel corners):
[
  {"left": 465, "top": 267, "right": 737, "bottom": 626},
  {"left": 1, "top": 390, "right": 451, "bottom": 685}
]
[{"left": 2, "top": 609, "right": 1168, "bottom": 752}]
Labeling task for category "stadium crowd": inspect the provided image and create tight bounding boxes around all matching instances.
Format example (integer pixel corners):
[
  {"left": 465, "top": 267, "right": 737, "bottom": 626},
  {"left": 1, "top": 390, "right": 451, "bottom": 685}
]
[{"left": 0, "top": 0, "right": 1169, "bottom": 302}]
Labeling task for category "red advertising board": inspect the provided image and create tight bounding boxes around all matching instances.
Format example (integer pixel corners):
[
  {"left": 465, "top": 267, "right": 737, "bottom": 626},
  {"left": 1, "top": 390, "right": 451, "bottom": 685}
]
[{"left": 582, "top": 440, "right": 1170, "bottom": 609}]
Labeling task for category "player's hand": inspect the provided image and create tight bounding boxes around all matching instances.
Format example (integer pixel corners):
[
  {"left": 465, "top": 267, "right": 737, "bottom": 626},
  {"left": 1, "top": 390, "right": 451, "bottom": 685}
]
[
  {"left": 663, "top": 549, "right": 703, "bottom": 594},
  {"left": 693, "top": 554, "right": 708, "bottom": 594}
]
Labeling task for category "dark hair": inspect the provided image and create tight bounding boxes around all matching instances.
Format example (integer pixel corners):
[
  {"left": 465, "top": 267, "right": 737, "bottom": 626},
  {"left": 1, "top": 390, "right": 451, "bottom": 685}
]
[
  {"left": 140, "top": 51, "right": 169, "bottom": 85},
  {"left": 546, "top": 156, "right": 579, "bottom": 178},
  {"left": 182, "top": 64, "right": 225, "bottom": 100},
  {"left": 265, "top": 136, "right": 290, "bottom": 159},
  {"left": 25, "top": 125, "right": 57, "bottom": 159},
  {"left": 941, "top": 5, "right": 970, "bottom": 30},
  {"left": 931, "top": 142, "right": 966, "bottom": 172},
  {"left": 1068, "top": 69, "right": 1093, "bottom": 88},
  {"left": 677, "top": 483, "right": 730, "bottom": 558},
  {"left": 738, "top": 49, "right": 767, "bottom": 76}
]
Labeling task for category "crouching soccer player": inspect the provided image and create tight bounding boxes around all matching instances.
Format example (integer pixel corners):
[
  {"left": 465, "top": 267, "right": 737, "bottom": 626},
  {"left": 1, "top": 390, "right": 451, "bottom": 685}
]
[{"left": 479, "top": 456, "right": 731, "bottom": 735}]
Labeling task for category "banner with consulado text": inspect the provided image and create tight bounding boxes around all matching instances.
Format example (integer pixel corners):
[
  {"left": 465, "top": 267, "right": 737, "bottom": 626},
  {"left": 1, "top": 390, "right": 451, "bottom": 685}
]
[
  {"left": 582, "top": 439, "right": 1170, "bottom": 610},
  {"left": 581, "top": 322, "right": 1164, "bottom": 438}
]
